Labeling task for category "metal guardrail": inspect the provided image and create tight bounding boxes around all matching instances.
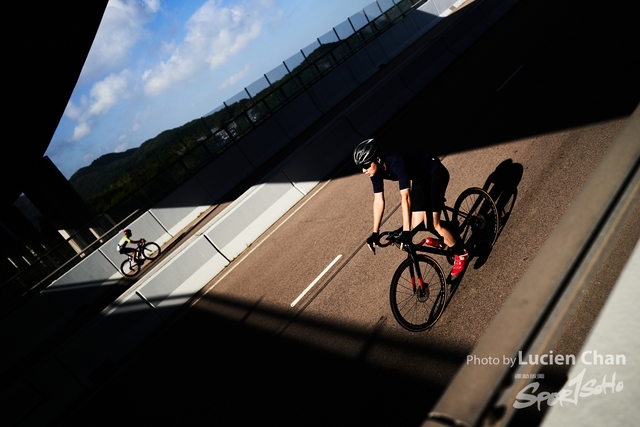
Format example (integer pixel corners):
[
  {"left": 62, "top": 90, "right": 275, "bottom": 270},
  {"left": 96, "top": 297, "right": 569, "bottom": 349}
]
[{"left": 423, "top": 102, "right": 640, "bottom": 427}]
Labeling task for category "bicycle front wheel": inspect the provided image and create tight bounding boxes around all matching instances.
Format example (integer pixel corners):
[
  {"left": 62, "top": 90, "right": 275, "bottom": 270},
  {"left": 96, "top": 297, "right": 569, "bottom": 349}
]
[
  {"left": 120, "top": 258, "right": 140, "bottom": 277},
  {"left": 389, "top": 255, "right": 448, "bottom": 332},
  {"left": 140, "top": 242, "right": 161, "bottom": 260},
  {"left": 453, "top": 187, "right": 499, "bottom": 255}
]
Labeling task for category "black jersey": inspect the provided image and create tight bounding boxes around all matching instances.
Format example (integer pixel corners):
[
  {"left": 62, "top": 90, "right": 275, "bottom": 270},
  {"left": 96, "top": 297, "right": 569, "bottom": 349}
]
[{"left": 370, "top": 151, "right": 440, "bottom": 193}]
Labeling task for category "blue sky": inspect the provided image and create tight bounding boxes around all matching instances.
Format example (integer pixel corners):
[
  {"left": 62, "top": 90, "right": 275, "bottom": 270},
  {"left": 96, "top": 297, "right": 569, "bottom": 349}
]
[{"left": 46, "top": 0, "right": 376, "bottom": 178}]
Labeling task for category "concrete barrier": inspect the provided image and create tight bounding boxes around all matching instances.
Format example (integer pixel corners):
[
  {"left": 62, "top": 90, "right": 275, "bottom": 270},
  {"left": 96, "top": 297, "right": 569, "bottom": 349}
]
[
  {"left": 236, "top": 116, "right": 291, "bottom": 168},
  {"left": 204, "top": 170, "right": 305, "bottom": 261},
  {"left": 273, "top": 92, "right": 323, "bottom": 139},
  {"left": 360, "top": 37, "right": 393, "bottom": 70},
  {"left": 343, "top": 45, "right": 380, "bottom": 85},
  {"left": 193, "top": 143, "right": 256, "bottom": 202},
  {"left": 135, "top": 235, "right": 229, "bottom": 319},
  {"left": 149, "top": 176, "right": 214, "bottom": 238},
  {"left": 308, "top": 62, "right": 360, "bottom": 113},
  {"left": 345, "top": 74, "right": 418, "bottom": 137},
  {"left": 281, "top": 118, "right": 362, "bottom": 194},
  {"left": 40, "top": 250, "right": 121, "bottom": 320}
]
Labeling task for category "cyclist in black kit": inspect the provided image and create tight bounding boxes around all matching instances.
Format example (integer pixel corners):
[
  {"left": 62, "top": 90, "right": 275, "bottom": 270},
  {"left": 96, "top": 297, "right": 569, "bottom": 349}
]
[{"left": 353, "top": 138, "right": 468, "bottom": 277}]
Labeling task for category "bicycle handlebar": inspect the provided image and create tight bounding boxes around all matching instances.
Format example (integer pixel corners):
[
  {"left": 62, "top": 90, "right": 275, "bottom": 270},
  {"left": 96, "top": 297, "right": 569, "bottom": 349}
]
[{"left": 377, "top": 231, "right": 427, "bottom": 250}]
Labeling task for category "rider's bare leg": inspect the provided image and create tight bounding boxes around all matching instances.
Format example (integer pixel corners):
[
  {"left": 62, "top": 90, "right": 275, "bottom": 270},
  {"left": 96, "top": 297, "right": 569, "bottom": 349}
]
[{"left": 431, "top": 211, "right": 457, "bottom": 248}]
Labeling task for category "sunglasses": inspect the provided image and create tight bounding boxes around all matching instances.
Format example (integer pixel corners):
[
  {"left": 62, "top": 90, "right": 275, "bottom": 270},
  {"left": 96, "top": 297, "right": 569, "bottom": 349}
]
[{"left": 361, "top": 161, "right": 373, "bottom": 169}]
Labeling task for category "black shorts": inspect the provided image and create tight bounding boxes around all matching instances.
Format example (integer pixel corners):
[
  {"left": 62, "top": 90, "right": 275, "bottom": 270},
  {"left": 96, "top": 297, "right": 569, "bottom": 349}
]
[
  {"left": 119, "top": 247, "right": 136, "bottom": 255},
  {"left": 410, "top": 164, "right": 449, "bottom": 213}
]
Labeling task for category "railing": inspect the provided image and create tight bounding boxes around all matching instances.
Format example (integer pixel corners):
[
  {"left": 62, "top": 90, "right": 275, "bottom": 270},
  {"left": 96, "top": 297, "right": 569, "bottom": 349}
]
[{"left": 1, "top": 0, "right": 430, "bottom": 313}]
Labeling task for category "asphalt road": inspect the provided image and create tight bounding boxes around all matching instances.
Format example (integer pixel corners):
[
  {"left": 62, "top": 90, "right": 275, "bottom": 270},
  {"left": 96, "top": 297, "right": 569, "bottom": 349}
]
[{"left": 59, "top": 0, "right": 640, "bottom": 426}]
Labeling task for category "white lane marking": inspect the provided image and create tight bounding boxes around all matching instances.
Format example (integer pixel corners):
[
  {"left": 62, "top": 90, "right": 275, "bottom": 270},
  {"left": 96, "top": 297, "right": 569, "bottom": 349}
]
[
  {"left": 205, "top": 176, "right": 336, "bottom": 291},
  {"left": 291, "top": 254, "right": 343, "bottom": 307},
  {"left": 497, "top": 65, "right": 524, "bottom": 92}
]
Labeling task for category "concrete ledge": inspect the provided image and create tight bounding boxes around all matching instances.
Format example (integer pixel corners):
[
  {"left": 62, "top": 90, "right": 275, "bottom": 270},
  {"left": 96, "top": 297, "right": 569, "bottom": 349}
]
[
  {"left": 418, "top": 0, "right": 450, "bottom": 19},
  {"left": 541, "top": 239, "right": 640, "bottom": 426}
]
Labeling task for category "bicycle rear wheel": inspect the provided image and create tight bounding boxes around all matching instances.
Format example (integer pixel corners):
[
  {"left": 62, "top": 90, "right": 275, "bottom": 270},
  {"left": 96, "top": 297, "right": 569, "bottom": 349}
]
[
  {"left": 120, "top": 258, "right": 140, "bottom": 277},
  {"left": 453, "top": 187, "right": 499, "bottom": 256},
  {"left": 140, "top": 242, "right": 161, "bottom": 260},
  {"left": 389, "top": 255, "right": 448, "bottom": 332}
]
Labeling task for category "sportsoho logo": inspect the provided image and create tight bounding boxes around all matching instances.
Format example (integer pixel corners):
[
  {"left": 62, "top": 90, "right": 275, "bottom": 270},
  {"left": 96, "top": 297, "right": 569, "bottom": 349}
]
[{"left": 467, "top": 350, "right": 626, "bottom": 411}]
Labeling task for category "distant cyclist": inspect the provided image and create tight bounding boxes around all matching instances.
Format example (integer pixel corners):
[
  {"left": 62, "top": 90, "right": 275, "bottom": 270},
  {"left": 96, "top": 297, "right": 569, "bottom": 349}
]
[
  {"left": 117, "top": 229, "right": 143, "bottom": 262},
  {"left": 353, "top": 138, "right": 468, "bottom": 277}
]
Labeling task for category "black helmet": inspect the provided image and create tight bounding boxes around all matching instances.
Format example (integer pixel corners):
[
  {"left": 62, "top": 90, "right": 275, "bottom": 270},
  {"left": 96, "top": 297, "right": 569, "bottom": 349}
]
[
  {"left": 123, "top": 229, "right": 132, "bottom": 236},
  {"left": 353, "top": 138, "right": 378, "bottom": 167}
]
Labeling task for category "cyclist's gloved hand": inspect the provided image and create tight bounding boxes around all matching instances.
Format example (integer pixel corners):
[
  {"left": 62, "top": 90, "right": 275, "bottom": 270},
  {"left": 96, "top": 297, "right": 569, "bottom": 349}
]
[
  {"left": 366, "top": 232, "right": 380, "bottom": 254},
  {"left": 399, "top": 230, "right": 412, "bottom": 248}
]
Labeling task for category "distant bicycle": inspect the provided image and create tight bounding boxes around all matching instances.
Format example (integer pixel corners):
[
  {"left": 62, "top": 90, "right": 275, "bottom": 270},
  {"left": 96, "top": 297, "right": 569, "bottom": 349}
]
[
  {"left": 120, "top": 239, "right": 161, "bottom": 277},
  {"left": 378, "top": 187, "right": 499, "bottom": 331}
]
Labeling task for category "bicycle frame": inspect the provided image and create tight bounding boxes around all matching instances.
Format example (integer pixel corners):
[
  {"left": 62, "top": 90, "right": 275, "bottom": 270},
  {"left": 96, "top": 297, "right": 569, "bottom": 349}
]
[{"left": 380, "top": 187, "right": 499, "bottom": 331}]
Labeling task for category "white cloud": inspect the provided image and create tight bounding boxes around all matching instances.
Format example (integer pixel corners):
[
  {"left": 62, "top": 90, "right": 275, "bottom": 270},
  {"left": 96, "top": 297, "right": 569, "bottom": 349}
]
[
  {"left": 66, "top": 69, "right": 132, "bottom": 141},
  {"left": 88, "top": 71, "right": 131, "bottom": 116},
  {"left": 219, "top": 63, "right": 250, "bottom": 89},
  {"left": 80, "top": 0, "right": 160, "bottom": 83},
  {"left": 142, "top": 0, "right": 268, "bottom": 96},
  {"left": 72, "top": 122, "right": 91, "bottom": 141}
]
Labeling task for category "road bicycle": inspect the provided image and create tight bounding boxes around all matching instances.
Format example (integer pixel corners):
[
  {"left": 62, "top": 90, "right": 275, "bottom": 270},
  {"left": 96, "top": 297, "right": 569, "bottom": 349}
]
[
  {"left": 377, "top": 187, "right": 499, "bottom": 331},
  {"left": 120, "top": 239, "right": 161, "bottom": 277}
]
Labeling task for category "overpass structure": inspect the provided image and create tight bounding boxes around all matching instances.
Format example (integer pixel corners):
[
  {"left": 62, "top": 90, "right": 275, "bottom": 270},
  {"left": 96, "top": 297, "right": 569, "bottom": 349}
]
[{"left": 1, "top": 0, "right": 639, "bottom": 426}]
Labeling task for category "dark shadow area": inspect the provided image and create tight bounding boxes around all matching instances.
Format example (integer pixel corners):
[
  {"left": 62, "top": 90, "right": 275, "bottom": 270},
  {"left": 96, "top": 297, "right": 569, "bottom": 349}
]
[
  {"left": 54, "top": 292, "right": 470, "bottom": 427},
  {"left": 433, "top": 160, "right": 520, "bottom": 311},
  {"left": 373, "top": 0, "right": 640, "bottom": 157},
  {"left": 3, "top": 1, "right": 109, "bottom": 208},
  {"left": 476, "top": 159, "right": 522, "bottom": 267}
]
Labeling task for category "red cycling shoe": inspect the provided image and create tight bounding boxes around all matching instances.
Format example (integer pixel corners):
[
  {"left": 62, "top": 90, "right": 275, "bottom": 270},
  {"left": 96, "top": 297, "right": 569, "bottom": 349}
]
[{"left": 451, "top": 249, "right": 469, "bottom": 277}]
